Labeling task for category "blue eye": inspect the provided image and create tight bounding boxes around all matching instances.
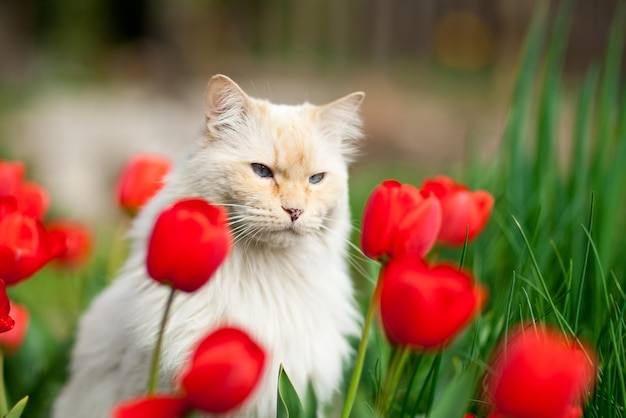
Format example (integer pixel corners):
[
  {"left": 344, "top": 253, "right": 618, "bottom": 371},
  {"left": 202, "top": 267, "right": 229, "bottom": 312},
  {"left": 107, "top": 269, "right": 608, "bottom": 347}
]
[
  {"left": 309, "top": 173, "right": 325, "bottom": 184},
  {"left": 251, "top": 163, "right": 273, "bottom": 178}
]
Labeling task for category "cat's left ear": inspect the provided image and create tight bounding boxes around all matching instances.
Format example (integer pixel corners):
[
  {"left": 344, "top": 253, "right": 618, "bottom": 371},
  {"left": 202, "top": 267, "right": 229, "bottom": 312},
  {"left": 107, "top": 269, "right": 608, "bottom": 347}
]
[
  {"left": 316, "top": 92, "right": 365, "bottom": 158},
  {"left": 205, "top": 74, "right": 250, "bottom": 139}
]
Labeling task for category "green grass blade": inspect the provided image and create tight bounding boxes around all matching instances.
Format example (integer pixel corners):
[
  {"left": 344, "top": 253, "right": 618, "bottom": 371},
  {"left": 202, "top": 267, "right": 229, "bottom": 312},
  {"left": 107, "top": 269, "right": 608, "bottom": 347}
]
[
  {"left": 593, "top": 1, "right": 626, "bottom": 180},
  {"left": 534, "top": 0, "right": 575, "bottom": 187},
  {"left": 503, "top": 1, "right": 549, "bottom": 211},
  {"left": 511, "top": 216, "right": 573, "bottom": 333},
  {"left": 570, "top": 67, "right": 599, "bottom": 308},
  {"left": 574, "top": 192, "right": 594, "bottom": 333},
  {"left": 571, "top": 66, "right": 599, "bottom": 201},
  {"left": 399, "top": 352, "right": 425, "bottom": 416},
  {"left": 608, "top": 309, "right": 626, "bottom": 408},
  {"left": 580, "top": 224, "right": 610, "bottom": 332},
  {"left": 593, "top": 2, "right": 626, "bottom": 269},
  {"left": 504, "top": 271, "right": 517, "bottom": 344}
]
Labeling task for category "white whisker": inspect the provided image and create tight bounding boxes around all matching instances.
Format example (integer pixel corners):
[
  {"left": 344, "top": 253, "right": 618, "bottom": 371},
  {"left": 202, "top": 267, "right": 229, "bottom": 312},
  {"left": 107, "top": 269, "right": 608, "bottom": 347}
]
[
  {"left": 213, "top": 203, "right": 258, "bottom": 210},
  {"left": 319, "top": 215, "right": 362, "bottom": 234},
  {"left": 312, "top": 226, "right": 376, "bottom": 285},
  {"left": 317, "top": 223, "right": 369, "bottom": 262}
]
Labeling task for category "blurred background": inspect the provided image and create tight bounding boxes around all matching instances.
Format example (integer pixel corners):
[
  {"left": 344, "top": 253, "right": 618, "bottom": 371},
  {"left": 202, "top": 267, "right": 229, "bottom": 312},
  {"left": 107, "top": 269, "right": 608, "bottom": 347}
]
[{"left": 0, "top": 0, "right": 623, "bottom": 224}]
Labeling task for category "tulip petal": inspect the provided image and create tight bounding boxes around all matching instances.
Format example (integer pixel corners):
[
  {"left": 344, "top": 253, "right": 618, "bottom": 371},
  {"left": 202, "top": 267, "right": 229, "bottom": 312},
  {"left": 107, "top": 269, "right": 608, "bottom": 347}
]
[
  {"left": 181, "top": 327, "right": 266, "bottom": 414},
  {"left": 489, "top": 326, "right": 596, "bottom": 418},
  {"left": 361, "top": 180, "right": 441, "bottom": 261},
  {"left": 421, "top": 175, "right": 494, "bottom": 246},
  {"left": 116, "top": 154, "right": 172, "bottom": 216},
  {"left": 0, "top": 213, "right": 60, "bottom": 285},
  {"left": 0, "top": 301, "right": 29, "bottom": 354},
  {"left": 112, "top": 395, "right": 188, "bottom": 418},
  {"left": 147, "top": 198, "right": 232, "bottom": 292},
  {"left": 361, "top": 180, "right": 400, "bottom": 260},
  {"left": 0, "top": 279, "right": 14, "bottom": 333},
  {"left": 392, "top": 192, "right": 442, "bottom": 258},
  {"left": 380, "top": 257, "right": 485, "bottom": 349}
]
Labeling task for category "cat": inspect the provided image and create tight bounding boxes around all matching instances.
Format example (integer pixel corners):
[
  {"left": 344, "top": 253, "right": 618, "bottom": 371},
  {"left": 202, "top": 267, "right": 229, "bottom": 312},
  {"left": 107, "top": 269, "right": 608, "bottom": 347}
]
[{"left": 53, "top": 74, "right": 365, "bottom": 417}]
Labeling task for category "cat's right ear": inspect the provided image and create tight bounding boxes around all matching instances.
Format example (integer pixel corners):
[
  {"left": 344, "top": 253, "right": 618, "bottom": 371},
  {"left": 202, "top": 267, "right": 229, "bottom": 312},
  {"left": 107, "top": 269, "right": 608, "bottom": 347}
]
[{"left": 205, "top": 75, "right": 250, "bottom": 138}]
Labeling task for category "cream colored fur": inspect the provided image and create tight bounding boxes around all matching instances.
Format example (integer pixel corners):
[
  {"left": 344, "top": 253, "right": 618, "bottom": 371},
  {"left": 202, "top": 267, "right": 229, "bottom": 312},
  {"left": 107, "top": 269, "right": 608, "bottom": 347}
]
[{"left": 53, "top": 75, "right": 365, "bottom": 418}]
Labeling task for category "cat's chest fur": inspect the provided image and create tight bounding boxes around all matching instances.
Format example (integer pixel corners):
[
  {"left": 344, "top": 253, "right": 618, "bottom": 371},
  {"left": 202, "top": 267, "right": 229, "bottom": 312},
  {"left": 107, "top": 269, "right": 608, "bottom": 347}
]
[{"left": 121, "top": 212, "right": 360, "bottom": 415}]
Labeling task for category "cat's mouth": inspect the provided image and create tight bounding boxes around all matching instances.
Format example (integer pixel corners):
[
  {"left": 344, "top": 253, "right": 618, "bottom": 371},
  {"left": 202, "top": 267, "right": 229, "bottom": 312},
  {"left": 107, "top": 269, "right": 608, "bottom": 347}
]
[
  {"left": 276, "top": 223, "right": 301, "bottom": 235},
  {"left": 236, "top": 223, "right": 306, "bottom": 249}
]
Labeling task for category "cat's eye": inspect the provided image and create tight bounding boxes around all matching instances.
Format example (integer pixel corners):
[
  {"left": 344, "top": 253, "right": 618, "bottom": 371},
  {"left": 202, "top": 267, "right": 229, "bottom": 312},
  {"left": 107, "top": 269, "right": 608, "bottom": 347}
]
[
  {"left": 251, "top": 163, "right": 273, "bottom": 178},
  {"left": 309, "top": 173, "right": 325, "bottom": 184}
]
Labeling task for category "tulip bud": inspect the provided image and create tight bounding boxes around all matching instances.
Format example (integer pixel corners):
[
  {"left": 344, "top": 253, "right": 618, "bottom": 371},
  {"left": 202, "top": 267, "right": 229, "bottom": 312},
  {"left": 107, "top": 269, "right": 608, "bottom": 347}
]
[
  {"left": 0, "top": 201, "right": 67, "bottom": 286},
  {"left": 18, "top": 181, "right": 50, "bottom": 219},
  {"left": 0, "top": 301, "right": 29, "bottom": 355},
  {"left": 146, "top": 198, "right": 232, "bottom": 292},
  {"left": 0, "top": 161, "right": 25, "bottom": 200},
  {"left": 180, "top": 327, "right": 266, "bottom": 414},
  {"left": 113, "top": 395, "right": 188, "bottom": 418},
  {"left": 0, "top": 279, "right": 14, "bottom": 333},
  {"left": 361, "top": 180, "right": 442, "bottom": 262},
  {"left": 488, "top": 325, "right": 596, "bottom": 418},
  {"left": 47, "top": 221, "right": 94, "bottom": 269},
  {"left": 116, "top": 154, "right": 172, "bottom": 216},
  {"left": 380, "top": 256, "right": 486, "bottom": 349},
  {"left": 421, "top": 175, "right": 494, "bottom": 246}
]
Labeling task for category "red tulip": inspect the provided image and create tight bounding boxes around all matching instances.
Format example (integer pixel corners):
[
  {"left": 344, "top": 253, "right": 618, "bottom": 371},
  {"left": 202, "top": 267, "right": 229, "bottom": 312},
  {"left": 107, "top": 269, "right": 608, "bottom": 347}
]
[
  {"left": 18, "top": 181, "right": 50, "bottom": 219},
  {"left": 0, "top": 161, "right": 25, "bottom": 200},
  {"left": 112, "top": 395, "right": 188, "bottom": 418},
  {"left": 147, "top": 198, "right": 232, "bottom": 292},
  {"left": 0, "top": 161, "right": 50, "bottom": 219},
  {"left": 0, "top": 301, "right": 29, "bottom": 355},
  {"left": 47, "top": 221, "right": 93, "bottom": 268},
  {"left": 0, "top": 197, "right": 17, "bottom": 217},
  {"left": 116, "top": 154, "right": 172, "bottom": 216},
  {"left": 180, "top": 327, "right": 266, "bottom": 414},
  {"left": 560, "top": 406, "right": 584, "bottom": 418},
  {"left": 379, "top": 256, "right": 487, "bottom": 349},
  {"left": 0, "top": 279, "right": 14, "bottom": 333},
  {"left": 0, "top": 201, "right": 67, "bottom": 285},
  {"left": 421, "top": 175, "right": 494, "bottom": 246},
  {"left": 361, "top": 180, "right": 442, "bottom": 262},
  {"left": 488, "top": 326, "right": 596, "bottom": 418}
]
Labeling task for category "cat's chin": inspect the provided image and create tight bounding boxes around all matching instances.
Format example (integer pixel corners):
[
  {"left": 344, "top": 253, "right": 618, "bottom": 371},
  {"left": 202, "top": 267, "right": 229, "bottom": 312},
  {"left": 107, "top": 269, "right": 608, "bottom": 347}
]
[{"left": 239, "top": 225, "right": 311, "bottom": 249}]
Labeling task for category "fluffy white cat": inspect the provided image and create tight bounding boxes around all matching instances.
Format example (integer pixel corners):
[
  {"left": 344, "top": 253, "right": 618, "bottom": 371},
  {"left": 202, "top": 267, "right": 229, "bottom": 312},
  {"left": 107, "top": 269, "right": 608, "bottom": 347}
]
[{"left": 53, "top": 75, "right": 365, "bottom": 417}]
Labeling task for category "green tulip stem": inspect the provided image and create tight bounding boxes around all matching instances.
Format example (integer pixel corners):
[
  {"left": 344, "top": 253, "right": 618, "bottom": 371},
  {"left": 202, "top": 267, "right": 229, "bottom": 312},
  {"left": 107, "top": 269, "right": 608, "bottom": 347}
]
[
  {"left": 341, "top": 266, "right": 385, "bottom": 418},
  {"left": 148, "top": 287, "right": 177, "bottom": 395},
  {"left": 0, "top": 350, "right": 7, "bottom": 416},
  {"left": 382, "top": 345, "right": 410, "bottom": 413},
  {"left": 425, "top": 351, "right": 443, "bottom": 417},
  {"left": 376, "top": 347, "right": 400, "bottom": 413}
]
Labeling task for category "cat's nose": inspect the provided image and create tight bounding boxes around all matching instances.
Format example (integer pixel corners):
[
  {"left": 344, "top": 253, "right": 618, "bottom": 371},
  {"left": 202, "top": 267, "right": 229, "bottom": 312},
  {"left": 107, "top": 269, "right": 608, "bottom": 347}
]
[{"left": 282, "top": 207, "right": 303, "bottom": 222}]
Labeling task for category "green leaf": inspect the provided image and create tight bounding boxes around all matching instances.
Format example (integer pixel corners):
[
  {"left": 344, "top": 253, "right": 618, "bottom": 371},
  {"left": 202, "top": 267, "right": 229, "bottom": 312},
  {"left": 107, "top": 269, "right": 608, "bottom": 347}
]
[
  {"left": 277, "top": 365, "right": 304, "bottom": 418},
  {"left": 303, "top": 381, "right": 318, "bottom": 418},
  {"left": 5, "top": 396, "right": 28, "bottom": 418},
  {"left": 428, "top": 368, "right": 477, "bottom": 418}
]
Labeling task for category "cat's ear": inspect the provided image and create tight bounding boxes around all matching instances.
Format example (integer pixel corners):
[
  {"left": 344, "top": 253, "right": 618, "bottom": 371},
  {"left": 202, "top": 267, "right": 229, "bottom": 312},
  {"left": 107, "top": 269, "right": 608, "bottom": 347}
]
[
  {"left": 316, "top": 92, "right": 365, "bottom": 158},
  {"left": 205, "top": 74, "right": 250, "bottom": 138}
]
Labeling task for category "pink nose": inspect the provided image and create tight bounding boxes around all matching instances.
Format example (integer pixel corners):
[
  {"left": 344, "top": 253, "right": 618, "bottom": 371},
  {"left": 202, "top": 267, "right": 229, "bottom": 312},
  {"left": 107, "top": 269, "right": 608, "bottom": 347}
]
[{"left": 282, "top": 207, "right": 303, "bottom": 222}]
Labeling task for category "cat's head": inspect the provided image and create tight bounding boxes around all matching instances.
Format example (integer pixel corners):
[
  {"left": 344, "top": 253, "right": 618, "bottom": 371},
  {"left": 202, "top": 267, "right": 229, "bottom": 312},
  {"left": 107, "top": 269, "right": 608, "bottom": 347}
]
[{"left": 182, "top": 75, "right": 364, "bottom": 248}]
